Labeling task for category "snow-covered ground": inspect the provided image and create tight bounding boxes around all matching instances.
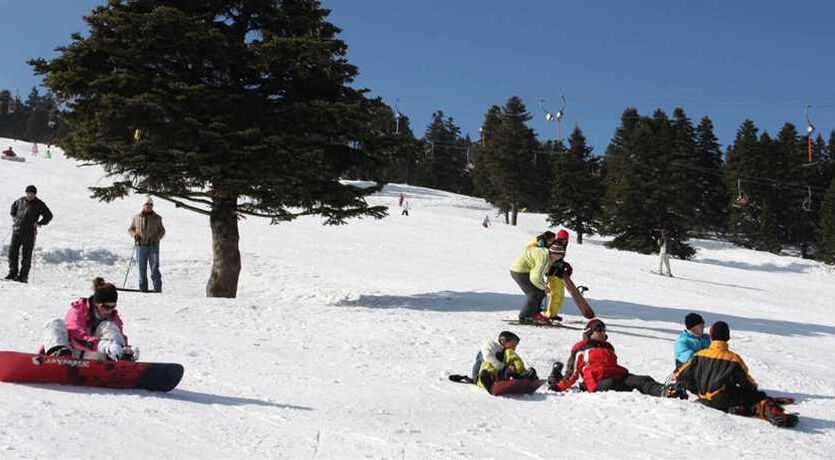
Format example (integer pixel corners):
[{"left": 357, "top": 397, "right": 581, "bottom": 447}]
[{"left": 1, "top": 137, "right": 834, "bottom": 459}]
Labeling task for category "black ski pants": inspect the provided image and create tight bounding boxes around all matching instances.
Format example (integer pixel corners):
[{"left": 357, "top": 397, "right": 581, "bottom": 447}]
[
  {"left": 510, "top": 270, "right": 545, "bottom": 319},
  {"left": 8, "top": 230, "right": 35, "bottom": 279},
  {"left": 596, "top": 373, "right": 666, "bottom": 397},
  {"left": 699, "top": 388, "right": 768, "bottom": 412}
]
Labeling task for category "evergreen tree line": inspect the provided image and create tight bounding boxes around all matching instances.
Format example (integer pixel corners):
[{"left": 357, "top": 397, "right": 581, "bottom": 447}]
[
  {"left": 368, "top": 97, "right": 835, "bottom": 264},
  {"left": 0, "top": 87, "right": 63, "bottom": 144}
]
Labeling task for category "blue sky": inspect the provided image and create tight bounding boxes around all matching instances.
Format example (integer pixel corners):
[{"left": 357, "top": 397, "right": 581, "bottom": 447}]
[{"left": 3, "top": 0, "right": 835, "bottom": 152}]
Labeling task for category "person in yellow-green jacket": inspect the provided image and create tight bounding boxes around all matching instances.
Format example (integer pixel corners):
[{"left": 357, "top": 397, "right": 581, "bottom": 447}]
[
  {"left": 475, "top": 331, "right": 537, "bottom": 394},
  {"left": 511, "top": 236, "right": 564, "bottom": 324}
]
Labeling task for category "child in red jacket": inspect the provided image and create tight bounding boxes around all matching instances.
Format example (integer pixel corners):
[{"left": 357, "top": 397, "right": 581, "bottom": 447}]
[{"left": 549, "top": 319, "right": 683, "bottom": 398}]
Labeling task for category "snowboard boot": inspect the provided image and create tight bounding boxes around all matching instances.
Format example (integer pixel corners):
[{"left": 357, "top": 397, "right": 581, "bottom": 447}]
[
  {"left": 547, "top": 362, "right": 564, "bottom": 391},
  {"left": 47, "top": 346, "right": 72, "bottom": 357},
  {"left": 756, "top": 398, "right": 799, "bottom": 428},
  {"left": 663, "top": 381, "right": 688, "bottom": 400},
  {"left": 530, "top": 312, "right": 551, "bottom": 325},
  {"left": 4, "top": 272, "right": 17, "bottom": 280},
  {"left": 14, "top": 276, "right": 28, "bottom": 284},
  {"left": 546, "top": 314, "right": 564, "bottom": 322}
]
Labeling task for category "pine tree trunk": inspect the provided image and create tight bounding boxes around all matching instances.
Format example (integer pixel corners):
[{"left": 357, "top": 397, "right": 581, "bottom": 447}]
[
  {"left": 511, "top": 204, "right": 518, "bottom": 226},
  {"left": 206, "top": 195, "right": 241, "bottom": 298},
  {"left": 577, "top": 224, "right": 584, "bottom": 245},
  {"left": 504, "top": 211, "right": 509, "bottom": 224}
]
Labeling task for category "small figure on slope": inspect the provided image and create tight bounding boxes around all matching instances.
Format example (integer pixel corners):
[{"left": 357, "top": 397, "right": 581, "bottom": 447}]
[
  {"left": 657, "top": 229, "right": 673, "bottom": 277},
  {"left": 549, "top": 319, "right": 684, "bottom": 398},
  {"left": 41, "top": 277, "right": 139, "bottom": 362},
  {"left": 674, "top": 321, "right": 798, "bottom": 427},
  {"left": 674, "top": 313, "right": 710, "bottom": 370}
]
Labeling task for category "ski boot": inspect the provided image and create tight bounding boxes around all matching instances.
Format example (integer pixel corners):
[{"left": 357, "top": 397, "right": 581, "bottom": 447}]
[
  {"left": 547, "top": 362, "right": 564, "bottom": 391},
  {"left": 757, "top": 399, "right": 799, "bottom": 428}
]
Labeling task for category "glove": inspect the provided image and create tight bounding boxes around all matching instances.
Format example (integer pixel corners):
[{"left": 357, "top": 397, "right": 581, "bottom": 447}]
[
  {"left": 123, "top": 345, "right": 140, "bottom": 362},
  {"left": 97, "top": 341, "right": 124, "bottom": 360}
]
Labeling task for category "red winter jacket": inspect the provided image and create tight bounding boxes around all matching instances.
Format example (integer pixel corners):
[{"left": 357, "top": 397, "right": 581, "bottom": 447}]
[{"left": 556, "top": 339, "right": 628, "bottom": 392}]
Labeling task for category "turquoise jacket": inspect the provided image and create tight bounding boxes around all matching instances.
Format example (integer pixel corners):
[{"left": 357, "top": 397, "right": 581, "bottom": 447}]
[{"left": 674, "top": 329, "right": 710, "bottom": 366}]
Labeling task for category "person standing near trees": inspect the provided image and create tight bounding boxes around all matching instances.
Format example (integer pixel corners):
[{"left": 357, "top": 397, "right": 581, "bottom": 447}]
[
  {"left": 128, "top": 197, "right": 166, "bottom": 292},
  {"left": 658, "top": 229, "right": 673, "bottom": 277},
  {"left": 6, "top": 185, "right": 52, "bottom": 283}
]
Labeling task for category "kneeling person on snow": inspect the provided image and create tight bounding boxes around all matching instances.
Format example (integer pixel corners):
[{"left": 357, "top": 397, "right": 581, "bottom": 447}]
[
  {"left": 674, "top": 321, "right": 798, "bottom": 427},
  {"left": 549, "top": 319, "right": 683, "bottom": 398},
  {"left": 41, "top": 277, "right": 138, "bottom": 361},
  {"left": 475, "top": 331, "right": 537, "bottom": 394}
]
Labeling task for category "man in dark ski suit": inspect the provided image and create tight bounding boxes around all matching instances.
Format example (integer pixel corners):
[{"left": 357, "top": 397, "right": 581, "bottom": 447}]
[{"left": 6, "top": 185, "right": 53, "bottom": 283}]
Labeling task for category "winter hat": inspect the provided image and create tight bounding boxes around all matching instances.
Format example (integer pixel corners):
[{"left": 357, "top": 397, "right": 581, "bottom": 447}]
[
  {"left": 144, "top": 196, "right": 154, "bottom": 205},
  {"left": 91, "top": 277, "right": 118, "bottom": 304},
  {"left": 685, "top": 313, "right": 705, "bottom": 330},
  {"left": 556, "top": 229, "right": 569, "bottom": 241},
  {"left": 25, "top": 185, "right": 37, "bottom": 194},
  {"left": 583, "top": 318, "right": 606, "bottom": 338},
  {"left": 499, "top": 331, "right": 520, "bottom": 342},
  {"left": 710, "top": 321, "right": 730, "bottom": 341}
]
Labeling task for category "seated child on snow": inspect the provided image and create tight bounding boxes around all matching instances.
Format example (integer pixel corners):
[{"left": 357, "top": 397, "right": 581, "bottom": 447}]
[
  {"left": 674, "top": 313, "right": 710, "bottom": 369},
  {"left": 41, "top": 277, "right": 138, "bottom": 361},
  {"left": 473, "top": 331, "right": 537, "bottom": 393}
]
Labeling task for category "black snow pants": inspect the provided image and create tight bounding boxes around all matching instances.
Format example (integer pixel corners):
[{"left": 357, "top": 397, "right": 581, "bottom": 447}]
[
  {"left": 596, "top": 373, "right": 666, "bottom": 397},
  {"left": 8, "top": 230, "right": 36, "bottom": 279},
  {"left": 510, "top": 270, "right": 545, "bottom": 320}
]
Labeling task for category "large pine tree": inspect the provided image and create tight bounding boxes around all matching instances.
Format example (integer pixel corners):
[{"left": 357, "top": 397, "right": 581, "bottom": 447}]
[
  {"left": 31, "top": 0, "right": 390, "bottom": 298},
  {"left": 547, "top": 126, "right": 602, "bottom": 244},
  {"left": 420, "top": 111, "right": 468, "bottom": 193},
  {"left": 692, "top": 116, "right": 727, "bottom": 233},
  {"left": 602, "top": 108, "right": 696, "bottom": 257},
  {"left": 477, "top": 97, "right": 540, "bottom": 225}
]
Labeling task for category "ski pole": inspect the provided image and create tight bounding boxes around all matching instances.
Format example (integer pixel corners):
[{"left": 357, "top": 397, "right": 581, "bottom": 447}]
[
  {"left": 122, "top": 243, "right": 137, "bottom": 289},
  {"left": 30, "top": 228, "right": 38, "bottom": 283}
]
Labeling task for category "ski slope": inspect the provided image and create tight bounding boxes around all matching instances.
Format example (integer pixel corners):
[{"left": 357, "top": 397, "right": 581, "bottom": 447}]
[{"left": 1, "top": 137, "right": 834, "bottom": 459}]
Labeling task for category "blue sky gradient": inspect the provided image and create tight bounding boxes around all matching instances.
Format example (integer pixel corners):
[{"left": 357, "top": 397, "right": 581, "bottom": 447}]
[{"left": 2, "top": 0, "right": 834, "bottom": 152}]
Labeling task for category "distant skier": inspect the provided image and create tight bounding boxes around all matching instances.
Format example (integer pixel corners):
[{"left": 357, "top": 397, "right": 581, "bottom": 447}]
[
  {"left": 398, "top": 192, "right": 405, "bottom": 207},
  {"left": 2, "top": 147, "right": 15, "bottom": 157},
  {"left": 482, "top": 215, "right": 490, "bottom": 228},
  {"left": 401, "top": 199, "right": 410, "bottom": 216},
  {"left": 41, "top": 277, "right": 138, "bottom": 361},
  {"left": 31, "top": 143, "right": 38, "bottom": 156},
  {"left": 128, "top": 197, "right": 166, "bottom": 292},
  {"left": 5, "top": 185, "right": 52, "bottom": 283},
  {"left": 674, "top": 322, "right": 798, "bottom": 427},
  {"left": 549, "top": 319, "right": 684, "bottom": 398},
  {"left": 674, "top": 313, "right": 710, "bottom": 369},
  {"left": 658, "top": 229, "right": 673, "bottom": 277},
  {"left": 510, "top": 242, "right": 564, "bottom": 324}
]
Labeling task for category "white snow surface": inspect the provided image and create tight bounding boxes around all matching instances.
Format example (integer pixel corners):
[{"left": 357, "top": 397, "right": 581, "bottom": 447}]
[{"left": 1, "top": 137, "right": 834, "bottom": 459}]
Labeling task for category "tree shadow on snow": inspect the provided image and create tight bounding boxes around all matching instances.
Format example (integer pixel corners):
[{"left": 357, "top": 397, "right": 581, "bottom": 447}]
[
  {"left": 162, "top": 389, "right": 313, "bottom": 410},
  {"left": 691, "top": 258, "right": 813, "bottom": 274},
  {"left": 336, "top": 291, "right": 835, "bottom": 339},
  {"left": 335, "top": 291, "right": 519, "bottom": 312},
  {"left": 591, "top": 298, "right": 835, "bottom": 339}
]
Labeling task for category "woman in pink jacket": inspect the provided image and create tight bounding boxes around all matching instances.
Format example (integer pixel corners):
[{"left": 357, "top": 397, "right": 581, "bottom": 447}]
[{"left": 42, "top": 277, "right": 138, "bottom": 361}]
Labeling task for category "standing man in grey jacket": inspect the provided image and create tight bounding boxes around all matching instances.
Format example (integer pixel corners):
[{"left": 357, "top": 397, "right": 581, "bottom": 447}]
[
  {"left": 128, "top": 197, "right": 166, "bottom": 292},
  {"left": 6, "top": 185, "right": 53, "bottom": 283}
]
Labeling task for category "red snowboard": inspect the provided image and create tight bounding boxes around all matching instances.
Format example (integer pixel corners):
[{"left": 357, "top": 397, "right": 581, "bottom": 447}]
[
  {"left": 490, "top": 379, "right": 545, "bottom": 396},
  {"left": 0, "top": 351, "right": 184, "bottom": 392}
]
